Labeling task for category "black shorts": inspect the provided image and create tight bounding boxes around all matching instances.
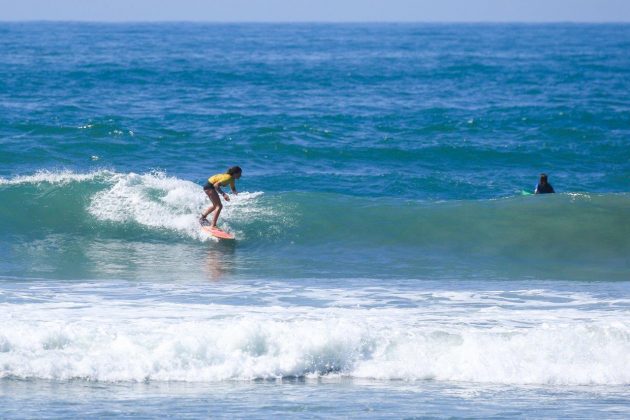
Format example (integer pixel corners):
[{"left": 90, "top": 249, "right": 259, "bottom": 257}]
[{"left": 203, "top": 182, "right": 215, "bottom": 191}]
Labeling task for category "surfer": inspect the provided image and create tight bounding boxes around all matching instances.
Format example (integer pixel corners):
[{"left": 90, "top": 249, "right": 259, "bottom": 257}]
[
  {"left": 200, "top": 166, "right": 242, "bottom": 228},
  {"left": 534, "top": 173, "right": 555, "bottom": 194}
]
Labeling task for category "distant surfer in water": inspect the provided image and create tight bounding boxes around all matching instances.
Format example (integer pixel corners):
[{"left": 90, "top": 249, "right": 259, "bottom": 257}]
[
  {"left": 535, "top": 173, "right": 555, "bottom": 194},
  {"left": 200, "top": 166, "right": 242, "bottom": 228}
]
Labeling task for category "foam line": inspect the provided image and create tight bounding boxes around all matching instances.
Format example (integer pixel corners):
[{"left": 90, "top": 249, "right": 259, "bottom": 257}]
[{"left": 1, "top": 285, "right": 629, "bottom": 385}]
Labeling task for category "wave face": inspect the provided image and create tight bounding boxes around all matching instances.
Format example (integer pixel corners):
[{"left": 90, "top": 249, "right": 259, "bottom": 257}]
[
  {"left": 0, "top": 170, "right": 628, "bottom": 281},
  {"left": 1, "top": 281, "right": 629, "bottom": 385}
]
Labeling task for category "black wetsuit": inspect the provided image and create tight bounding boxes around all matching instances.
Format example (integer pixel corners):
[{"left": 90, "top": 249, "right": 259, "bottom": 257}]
[{"left": 535, "top": 183, "right": 555, "bottom": 194}]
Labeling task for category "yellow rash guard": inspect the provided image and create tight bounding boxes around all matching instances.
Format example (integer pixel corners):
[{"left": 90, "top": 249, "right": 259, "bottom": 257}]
[{"left": 208, "top": 173, "right": 235, "bottom": 189}]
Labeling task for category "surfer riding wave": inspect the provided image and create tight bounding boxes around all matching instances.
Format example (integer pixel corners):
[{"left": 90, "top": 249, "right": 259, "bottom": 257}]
[{"left": 200, "top": 166, "right": 242, "bottom": 228}]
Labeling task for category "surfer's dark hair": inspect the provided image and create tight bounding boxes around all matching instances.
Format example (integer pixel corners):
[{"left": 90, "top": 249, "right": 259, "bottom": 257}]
[
  {"left": 227, "top": 166, "right": 242, "bottom": 175},
  {"left": 540, "top": 173, "right": 548, "bottom": 182}
]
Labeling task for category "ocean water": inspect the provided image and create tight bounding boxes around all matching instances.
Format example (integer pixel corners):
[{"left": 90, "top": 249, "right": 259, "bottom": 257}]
[{"left": 0, "top": 22, "right": 629, "bottom": 418}]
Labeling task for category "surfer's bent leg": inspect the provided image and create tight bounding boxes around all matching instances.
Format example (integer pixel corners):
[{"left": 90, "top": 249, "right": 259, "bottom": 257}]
[
  {"left": 201, "top": 183, "right": 222, "bottom": 225},
  {"left": 210, "top": 194, "right": 223, "bottom": 227}
]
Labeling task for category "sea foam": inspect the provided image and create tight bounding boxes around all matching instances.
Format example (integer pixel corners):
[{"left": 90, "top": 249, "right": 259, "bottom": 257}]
[
  {"left": 1, "top": 283, "right": 628, "bottom": 385},
  {"left": 85, "top": 171, "right": 265, "bottom": 240},
  {"left": 0, "top": 169, "right": 113, "bottom": 185}
]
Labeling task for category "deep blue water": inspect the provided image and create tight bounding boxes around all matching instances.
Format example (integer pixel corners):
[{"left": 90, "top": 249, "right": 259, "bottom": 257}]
[{"left": 0, "top": 23, "right": 629, "bottom": 418}]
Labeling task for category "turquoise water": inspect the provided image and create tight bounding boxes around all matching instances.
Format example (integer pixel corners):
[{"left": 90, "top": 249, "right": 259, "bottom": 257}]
[{"left": 1, "top": 23, "right": 629, "bottom": 418}]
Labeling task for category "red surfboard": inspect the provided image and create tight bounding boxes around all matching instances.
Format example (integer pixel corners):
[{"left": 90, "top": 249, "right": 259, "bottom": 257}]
[{"left": 200, "top": 220, "right": 235, "bottom": 240}]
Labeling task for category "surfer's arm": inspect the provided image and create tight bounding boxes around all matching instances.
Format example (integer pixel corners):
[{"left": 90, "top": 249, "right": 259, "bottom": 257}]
[
  {"left": 230, "top": 180, "right": 238, "bottom": 195},
  {"left": 213, "top": 182, "right": 230, "bottom": 200}
]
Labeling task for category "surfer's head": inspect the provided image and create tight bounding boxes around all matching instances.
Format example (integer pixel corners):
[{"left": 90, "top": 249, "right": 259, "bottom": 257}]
[
  {"left": 539, "top": 173, "right": 548, "bottom": 184},
  {"left": 227, "top": 166, "right": 242, "bottom": 179}
]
